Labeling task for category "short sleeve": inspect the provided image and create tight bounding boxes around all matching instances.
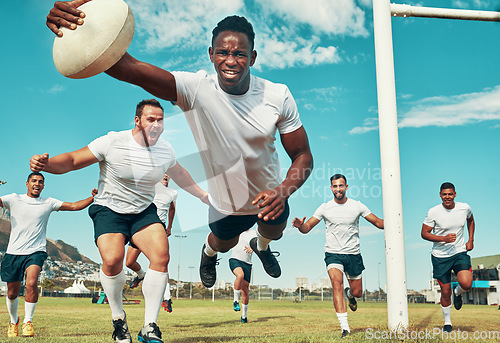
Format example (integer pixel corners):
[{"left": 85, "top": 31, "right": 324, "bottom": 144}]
[
  {"left": 172, "top": 190, "right": 178, "bottom": 202},
  {"left": 312, "top": 203, "right": 325, "bottom": 221},
  {"left": 277, "top": 86, "right": 302, "bottom": 135},
  {"left": 466, "top": 204, "right": 472, "bottom": 219},
  {"left": 358, "top": 202, "right": 372, "bottom": 218},
  {"left": 0, "top": 193, "right": 15, "bottom": 209},
  {"left": 172, "top": 71, "right": 207, "bottom": 112},
  {"left": 87, "top": 132, "right": 115, "bottom": 161},
  {"left": 50, "top": 197, "right": 64, "bottom": 212},
  {"left": 423, "top": 210, "right": 435, "bottom": 227}
]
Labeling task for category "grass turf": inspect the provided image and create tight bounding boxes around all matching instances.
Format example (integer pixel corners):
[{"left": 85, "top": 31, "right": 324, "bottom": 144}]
[{"left": 0, "top": 297, "right": 498, "bottom": 342}]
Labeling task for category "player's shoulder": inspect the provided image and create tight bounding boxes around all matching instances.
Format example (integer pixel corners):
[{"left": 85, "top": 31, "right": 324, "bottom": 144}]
[
  {"left": 455, "top": 202, "right": 471, "bottom": 210},
  {"left": 95, "top": 130, "right": 129, "bottom": 143},
  {"left": 173, "top": 70, "right": 211, "bottom": 82},
  {"left": 427, "top": 203, "right": 445, "bottom": 215},
  {"left": 253, "top": 75, "right": 289, "bottom": 93},
  {"left": 1, "top": 193, "right": 19, "bottom": 202}
]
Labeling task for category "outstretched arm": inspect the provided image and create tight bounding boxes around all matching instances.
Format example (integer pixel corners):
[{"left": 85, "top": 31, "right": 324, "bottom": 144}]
[
  {"left": 465, "top": 214, "right": 475, "bottom": 251},
  {"left": 30, "top": 147, "right": 98, "bottom": 174},
  {"left": 167, "top": 162, "right": 209, "bottom": 205},
  {"left": 421, "top": 224, "right": 456, "bottom": 243},
  {"left": 364, "top": 213, "right": 384, "bottom": 229},
  {"left": 292, "top": 216, "right": 320, "bottom": 234},
  {"left": 46, "top": 1, "right": 177, "bottom": 101},
  {"left": 59, "top": 188, "right": 97, "bottom": 211},
  {"left": 253, "top": 127, "right": 313, "bottom": 221}
]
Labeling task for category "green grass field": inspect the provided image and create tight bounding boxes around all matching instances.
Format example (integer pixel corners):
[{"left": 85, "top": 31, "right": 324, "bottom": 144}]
[{"left": 0, "top": 297, "right": 498, "bottom": 342}]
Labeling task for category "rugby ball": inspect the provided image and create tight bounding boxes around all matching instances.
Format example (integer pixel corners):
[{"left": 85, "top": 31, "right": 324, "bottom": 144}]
[{"left": 53, "top": 0, "right": 134, "bottom": 79}]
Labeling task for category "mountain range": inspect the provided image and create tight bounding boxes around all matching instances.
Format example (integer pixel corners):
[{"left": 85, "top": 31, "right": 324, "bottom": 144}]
[{"left": 0, "top": 218, "right": 96, "bottom": 264}]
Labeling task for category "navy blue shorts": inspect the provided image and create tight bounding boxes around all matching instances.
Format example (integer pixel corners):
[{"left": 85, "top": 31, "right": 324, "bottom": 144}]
[
  {"left": 209, "top": 201, "right": 289, "bottom": 241},
  {"left": 89, "top": 203, "right": 164, "bottom": 246},
  {"left": 324, "top": 252, "right": 365, "bottom": 279},
  {"left": 229, "top": 258, "right": 252, "bottom": 283},
  {"left": 0, "top": 251, "right": 48, "bottom": 283},
  {"left": 432, "top": 252, "right": 471, "bottom": 284}
]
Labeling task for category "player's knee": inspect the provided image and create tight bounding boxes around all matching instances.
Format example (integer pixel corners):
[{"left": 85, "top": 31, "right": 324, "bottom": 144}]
[
  {"left": 7, "top": 290, "right": 18, "bottom": 300},
  {"left": 352, "top": 288, "right": 363, "bottom": 298},
  {"left": 441, "top": 289, "right": 452, "bottom": 299},
  {"left": 461, "top": 281, "right": 472, "bottom": 291},
  {"left": 25, "top": 278, "right": 38, "bottom": 290},
  {"left": 257, "top": 226, "right": 284, "bottom": 241},
  {"left": 102, "top": 255, "right": 124, "bottom": 270}
]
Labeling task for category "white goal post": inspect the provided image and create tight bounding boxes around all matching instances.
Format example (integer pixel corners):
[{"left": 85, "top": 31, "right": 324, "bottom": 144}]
[{"left": 372, "top": 0, "right": 500, "bottom": 331}]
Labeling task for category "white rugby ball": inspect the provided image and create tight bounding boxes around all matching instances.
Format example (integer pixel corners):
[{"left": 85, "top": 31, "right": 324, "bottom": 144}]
[{"left": 53, "top": 0, "right": 134, "bottom": 79}]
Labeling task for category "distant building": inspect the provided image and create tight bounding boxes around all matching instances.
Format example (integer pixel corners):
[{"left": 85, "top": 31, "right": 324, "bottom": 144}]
[
  {"left": 296, "top": 276, "right": 308, "bottom": 289},
  {"left": 425, "top": 254, "right": 500, "bottom": 305},
  {"left": 461, "top": 254, "right": 500, "bottom": 305}
]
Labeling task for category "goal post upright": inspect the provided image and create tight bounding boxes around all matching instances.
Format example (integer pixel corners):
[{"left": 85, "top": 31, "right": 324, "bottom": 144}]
[
  {"left": 372, "top": 0, "right": 500, "bottom": 332},
  {"left": 373, "top": 0, "right": 408, "bottom": 332}
]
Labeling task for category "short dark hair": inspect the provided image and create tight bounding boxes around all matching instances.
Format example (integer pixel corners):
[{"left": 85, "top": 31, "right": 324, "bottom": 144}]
[
  {"left": 330, "top": 174, "right": 347, "bottom": 184},
  {"left": 136, "top": 99, "right": 163, "bottom": 119},
  {"left": 27, "top": 172, "right": 44, "bottom": 182},
  {"left": 212, "top": 15, "right": 255, "bottom": 50},
  {"left": 440, "top": 182, "right": 455, "bottom": 192}
]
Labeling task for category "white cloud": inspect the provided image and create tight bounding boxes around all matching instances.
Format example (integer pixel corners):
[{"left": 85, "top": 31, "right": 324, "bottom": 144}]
[
  {"left": 297, "top": 86, "right": 342, "bottom": 112},
  {"left": 128, "top": 0, "right": 244, "bottom": 51},
  {"left": 44, "top": 85, "right": 66, "bottom": 94},
  {"left": 255, "top": 0, "right": 369, "bottom": 37},
  {"left": 398, "top": 86, "right": 500, "bottom": 128},
  {"left": 255, "top": 34, "right": 340, "bottom": 70},
  {"left": 452, "top": 0, "right": 493, "bottom": 9},
  {"left": 350, "top": 86, "right": 500, "bottom": 134},
  {"left": 127, "top": 0, "right": 368, "bottom": 70}
]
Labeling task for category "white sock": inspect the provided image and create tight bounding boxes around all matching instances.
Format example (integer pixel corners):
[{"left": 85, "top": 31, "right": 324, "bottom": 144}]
[
  {"left": 137, "top": 268, "right": 146, "bottom": 279},
  {"left": 441, "top": 304, "right": 452, "bottom": 325},
  {"left": 142, "top": 269, "right": 168, "bottom": 326},
  {"left": 163, "top": 281, "right": 171, "bottom": 301},
  {"left": 242, "top": 304, "right": 249, "bottom": 319},
  {"left": 99, "top": 269, "right": 126, "bottom": 320},
  {"left": 454, "top": 285, "right": 466, "bottom": 296},
  {"left": 336, "top": 312, "right": 349, "bottom": 332},
  {"left": 256, "top": 230, "right": 272, "bottom": 251},
  {"left": 204, "top": 235, "right": 217, "bottom": 257},
  {"left": 23, "top": 301, "right": 37, "bottom": 323},
  {"left": 6, "top": 297, "right": 18, "bottom": 324},
  {"left": 234, "top": 289, "right": 241, "bottom": 302}
]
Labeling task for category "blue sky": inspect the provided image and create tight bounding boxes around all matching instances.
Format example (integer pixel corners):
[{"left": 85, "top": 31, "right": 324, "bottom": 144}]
[{"left": 1, "top": 0, "right": 499, "bottom": 293}]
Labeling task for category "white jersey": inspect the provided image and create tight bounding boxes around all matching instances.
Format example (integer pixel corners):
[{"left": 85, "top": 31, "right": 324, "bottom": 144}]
[
  {"left": 313, "top": 198, "right": 371, "bottom": 254},
  {"left": 0, "top": 193, "right": 63, "bottom": 255},
  {"left": 88, "top": 130, "right": 176, "bottom": 214},
  {"left": 423, "top": 202, "right": 472, "bottom": 258},
  {"left": 230, "top": 229, "right": 257, "bottom": 264},
  {"left": 173, "top": 71, "right": 302, "bottom": 215},
  {"left": 153, "top": 183, "right": 177, "bottom": 224}
]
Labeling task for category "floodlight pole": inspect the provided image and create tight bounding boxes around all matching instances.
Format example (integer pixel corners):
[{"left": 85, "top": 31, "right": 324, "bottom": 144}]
[
  {"left": 373, "top": 0, "right": 408, "bottom": 331},
  {"left": 175, "top": 235, "right": 187, "bottom": 300}
]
